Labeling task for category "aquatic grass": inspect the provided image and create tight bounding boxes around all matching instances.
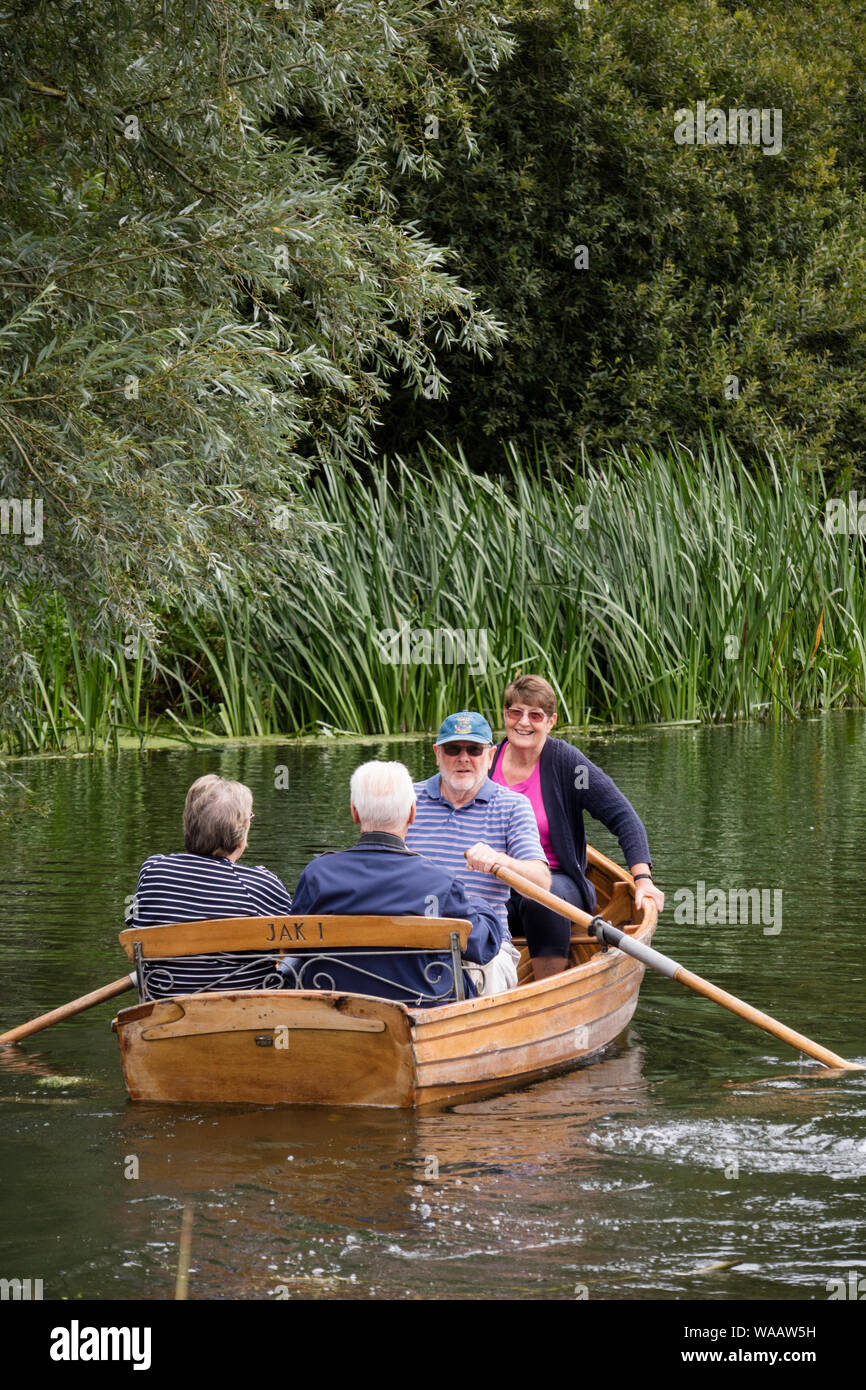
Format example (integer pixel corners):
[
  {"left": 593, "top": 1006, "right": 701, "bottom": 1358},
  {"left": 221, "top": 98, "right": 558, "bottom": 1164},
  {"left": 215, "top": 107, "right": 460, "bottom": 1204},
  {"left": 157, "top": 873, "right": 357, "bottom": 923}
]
[
  {"left": 10, "top": 606, "right": 165, "bottom": 752},
  {"left": 249, "top": 436, "right": 866, "bottom": 733},
  {"left": 8, "top": 435, "right": 866, "bottom": 750}
]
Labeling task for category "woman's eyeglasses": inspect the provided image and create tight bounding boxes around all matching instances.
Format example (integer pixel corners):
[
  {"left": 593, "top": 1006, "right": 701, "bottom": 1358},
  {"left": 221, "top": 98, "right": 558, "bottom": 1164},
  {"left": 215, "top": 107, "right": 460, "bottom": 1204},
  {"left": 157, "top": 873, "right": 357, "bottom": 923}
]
[{"left": 504, "top": 707, "right": 549, "bottom": 724}]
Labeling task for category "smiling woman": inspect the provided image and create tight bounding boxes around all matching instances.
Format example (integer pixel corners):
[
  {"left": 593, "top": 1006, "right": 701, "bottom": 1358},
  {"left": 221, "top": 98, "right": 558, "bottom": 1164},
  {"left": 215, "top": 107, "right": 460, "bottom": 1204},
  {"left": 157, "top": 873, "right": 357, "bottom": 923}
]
[{"left": 491, "top": 675, "right": 665, "bottom": 979}]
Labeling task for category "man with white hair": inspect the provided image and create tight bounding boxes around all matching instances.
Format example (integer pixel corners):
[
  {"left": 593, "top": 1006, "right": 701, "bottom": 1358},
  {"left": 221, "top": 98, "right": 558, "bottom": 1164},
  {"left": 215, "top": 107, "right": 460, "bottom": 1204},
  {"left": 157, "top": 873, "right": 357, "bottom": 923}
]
[{"left": 289, "top": 760, "right": 502, "bottom": 1004}]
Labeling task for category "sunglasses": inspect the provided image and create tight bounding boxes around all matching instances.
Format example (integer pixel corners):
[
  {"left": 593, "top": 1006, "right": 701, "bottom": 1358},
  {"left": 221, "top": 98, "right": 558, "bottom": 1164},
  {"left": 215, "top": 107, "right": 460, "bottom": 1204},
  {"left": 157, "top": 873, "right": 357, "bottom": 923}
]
[
  {"left": 441, "top": 743, "right": 488, "bottom": 757},
  {"left": 504, "top": 707, "right": 549, "bottom": 724}
]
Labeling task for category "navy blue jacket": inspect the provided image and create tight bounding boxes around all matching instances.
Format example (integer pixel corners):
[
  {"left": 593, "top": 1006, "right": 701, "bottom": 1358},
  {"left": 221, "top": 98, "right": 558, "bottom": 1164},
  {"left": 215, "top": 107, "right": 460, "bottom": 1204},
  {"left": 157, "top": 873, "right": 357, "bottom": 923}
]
[
  {"left": 290, "top": 832, "right": 503, "bottom": 1004},
  {"left": 491, "top": 736, "right": 651, "bottom": 912}
]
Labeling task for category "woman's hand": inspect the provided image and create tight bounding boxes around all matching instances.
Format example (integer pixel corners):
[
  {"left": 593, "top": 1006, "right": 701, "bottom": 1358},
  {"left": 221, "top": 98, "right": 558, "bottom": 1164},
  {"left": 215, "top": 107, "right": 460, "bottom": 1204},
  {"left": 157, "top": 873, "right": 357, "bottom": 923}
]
[
  {"left": 630, "top": 863, "right": 663, "bottom": 914},
  {"left": 634, "top": 878, "right": 664, "bottom": 914}
]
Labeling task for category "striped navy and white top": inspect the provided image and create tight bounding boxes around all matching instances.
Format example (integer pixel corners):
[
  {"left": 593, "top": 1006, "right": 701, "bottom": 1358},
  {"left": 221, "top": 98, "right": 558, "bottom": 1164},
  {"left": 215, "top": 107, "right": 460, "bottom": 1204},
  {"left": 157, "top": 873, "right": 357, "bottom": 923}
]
[
  {"left": 127, "top": 853, "right": 294, "bottom": 999},
  {"left": 405, "top": 775, "right": 547, "bottom": 935}
]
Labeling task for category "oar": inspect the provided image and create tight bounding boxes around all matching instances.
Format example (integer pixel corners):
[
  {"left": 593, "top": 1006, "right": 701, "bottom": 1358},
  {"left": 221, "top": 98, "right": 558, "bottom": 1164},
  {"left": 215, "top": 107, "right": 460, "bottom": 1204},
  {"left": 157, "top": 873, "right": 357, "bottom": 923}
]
[
  {"left": 0, "top": 975, "right": 135, "bottom": 1047},
  {"left": 490, "top": 861, "right": 863, "bottom": 1072}
]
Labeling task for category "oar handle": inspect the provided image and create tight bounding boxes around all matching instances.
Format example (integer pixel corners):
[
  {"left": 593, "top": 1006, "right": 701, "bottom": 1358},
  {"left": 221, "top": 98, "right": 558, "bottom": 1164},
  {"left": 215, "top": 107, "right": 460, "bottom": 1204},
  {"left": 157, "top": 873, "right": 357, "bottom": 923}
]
[
  {"left": 484, "top": 859, "right": 592, "bottom": 924},
  {"left": 486, "top": 857, "right": 655, "bottom": 933},
  {"left": 486, "top": 858, "right": 863, "bottom": 1073},
  {"left": 0, "top": 975, "right": 135, "bottom": 1046}
]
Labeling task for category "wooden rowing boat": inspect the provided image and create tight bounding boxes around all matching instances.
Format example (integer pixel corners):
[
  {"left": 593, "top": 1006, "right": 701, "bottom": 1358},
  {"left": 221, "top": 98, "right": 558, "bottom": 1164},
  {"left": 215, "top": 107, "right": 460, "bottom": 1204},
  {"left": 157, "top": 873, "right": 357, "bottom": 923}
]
[{"left": 113, "top": 845, "right": 657, "bottom": 1108}]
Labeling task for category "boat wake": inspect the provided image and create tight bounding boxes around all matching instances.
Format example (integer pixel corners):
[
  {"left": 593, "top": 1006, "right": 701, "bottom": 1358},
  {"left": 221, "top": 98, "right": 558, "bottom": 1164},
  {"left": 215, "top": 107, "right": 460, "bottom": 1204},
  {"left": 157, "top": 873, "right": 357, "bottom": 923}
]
[{"left": 586, "top": 1115, "right": 866, "bottom": 1179}]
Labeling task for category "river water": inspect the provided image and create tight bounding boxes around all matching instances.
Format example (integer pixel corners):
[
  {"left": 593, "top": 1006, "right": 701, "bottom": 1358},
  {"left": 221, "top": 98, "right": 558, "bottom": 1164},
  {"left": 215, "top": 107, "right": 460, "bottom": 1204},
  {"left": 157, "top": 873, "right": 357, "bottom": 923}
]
[{"left": 1, "top": 717, "right": 864, "bottom": 1301}]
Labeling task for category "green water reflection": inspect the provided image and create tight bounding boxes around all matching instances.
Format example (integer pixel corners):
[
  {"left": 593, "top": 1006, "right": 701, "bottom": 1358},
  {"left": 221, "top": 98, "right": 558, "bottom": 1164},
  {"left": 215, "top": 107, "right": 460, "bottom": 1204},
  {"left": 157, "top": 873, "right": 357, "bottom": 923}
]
[{"left": 1, "top": 716, "right": 864, "bottom": 1300}]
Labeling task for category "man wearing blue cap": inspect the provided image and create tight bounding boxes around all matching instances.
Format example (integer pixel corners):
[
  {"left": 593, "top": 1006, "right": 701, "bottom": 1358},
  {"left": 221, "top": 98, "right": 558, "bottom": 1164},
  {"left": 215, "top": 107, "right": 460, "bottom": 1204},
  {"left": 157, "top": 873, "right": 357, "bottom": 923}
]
[{"left": 405, "top": 710, "right": 551, "bottom": 993}]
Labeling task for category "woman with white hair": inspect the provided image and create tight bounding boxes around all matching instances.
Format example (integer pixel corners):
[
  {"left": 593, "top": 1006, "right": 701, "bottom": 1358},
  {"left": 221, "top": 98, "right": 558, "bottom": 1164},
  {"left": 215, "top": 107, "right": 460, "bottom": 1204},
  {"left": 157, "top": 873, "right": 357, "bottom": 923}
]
[{"left": 127, "top": 774, "right": 293, "bottom": 996}]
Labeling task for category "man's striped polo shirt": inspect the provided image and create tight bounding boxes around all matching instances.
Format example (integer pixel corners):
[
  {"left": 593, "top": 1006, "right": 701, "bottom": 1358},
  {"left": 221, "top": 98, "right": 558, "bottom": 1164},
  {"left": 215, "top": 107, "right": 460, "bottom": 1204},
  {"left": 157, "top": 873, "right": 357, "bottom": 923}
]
[{"left": 405, "top": 774, "right": 547, "bottom": 935}]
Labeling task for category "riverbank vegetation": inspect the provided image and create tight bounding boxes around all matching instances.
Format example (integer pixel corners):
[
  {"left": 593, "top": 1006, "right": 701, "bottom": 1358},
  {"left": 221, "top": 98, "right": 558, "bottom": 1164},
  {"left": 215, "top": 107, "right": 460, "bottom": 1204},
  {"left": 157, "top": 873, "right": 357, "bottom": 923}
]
[
  {"left": 0, "top": 0, "right": 510, "bottom": 749},
  {"left": 3, "top": 2, "right": 866, "bottom": 760},
  {"left": 6, "top": 439, "right": 866, "bottom": 752}
]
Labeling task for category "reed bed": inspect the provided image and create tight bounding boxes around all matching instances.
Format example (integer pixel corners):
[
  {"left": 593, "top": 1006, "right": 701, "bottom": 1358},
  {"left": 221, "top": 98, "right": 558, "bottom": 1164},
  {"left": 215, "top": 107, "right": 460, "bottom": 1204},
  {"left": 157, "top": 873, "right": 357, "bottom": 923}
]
[
  {"left": 10, "top": 437, "right": 866, "bottom": 750},
  {"left": 219, "top": 436, "right": 866, "bottom": 733}
]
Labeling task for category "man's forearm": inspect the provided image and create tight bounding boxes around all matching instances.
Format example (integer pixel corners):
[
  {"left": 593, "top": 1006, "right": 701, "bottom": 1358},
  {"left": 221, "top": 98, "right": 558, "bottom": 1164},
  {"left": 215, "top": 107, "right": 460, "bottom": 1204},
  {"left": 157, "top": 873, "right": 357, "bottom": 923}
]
[
  {"left": 462, "top": 843, "right": 551, "bottom": 889},
  {"left": 506, "top": 856, "right": 551, "bottom": 890}
]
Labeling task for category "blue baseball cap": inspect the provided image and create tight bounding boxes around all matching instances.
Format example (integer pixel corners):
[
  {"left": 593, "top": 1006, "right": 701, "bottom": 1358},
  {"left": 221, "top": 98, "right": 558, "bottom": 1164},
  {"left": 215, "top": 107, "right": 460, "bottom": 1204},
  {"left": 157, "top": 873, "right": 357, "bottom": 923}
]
[{"left": 434, "top": 710, "right": 493, "bottom": 746}]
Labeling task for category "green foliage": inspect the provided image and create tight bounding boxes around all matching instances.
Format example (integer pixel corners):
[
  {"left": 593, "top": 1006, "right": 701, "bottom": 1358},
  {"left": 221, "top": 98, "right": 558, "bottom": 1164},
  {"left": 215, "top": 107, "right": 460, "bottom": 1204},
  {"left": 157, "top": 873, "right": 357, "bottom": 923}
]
[
  {"left": 17, "top": 435, "right": 860, "bottom": 748},
  {"left": 259, "top": 437, "right": 866, "bottom": 730},
  {"left": 375, "top": 1, "right": 866, "bottom": 475},
  {"left": 0, "top": 0, "right": 509, "bottom": 733},
  {"left": 10, "top": 436, "right": 866, "bottom": 749},
  {"left": 6, "top": 2, "right": 866, "bottom": 756}
]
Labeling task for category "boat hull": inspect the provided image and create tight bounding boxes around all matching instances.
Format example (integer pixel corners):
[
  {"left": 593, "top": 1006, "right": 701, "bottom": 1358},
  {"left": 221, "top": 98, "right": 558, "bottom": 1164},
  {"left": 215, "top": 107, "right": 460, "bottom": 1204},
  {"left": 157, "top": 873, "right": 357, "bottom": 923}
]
[
  {"left": 117, "top": 991, "right": 417, "bottom": 1107},
  {"left": 408, "top": 925, "right": 650, "bottom": 1105},
  {"left": 115, "top": 917, "right": 655, "bottom": 1108}
]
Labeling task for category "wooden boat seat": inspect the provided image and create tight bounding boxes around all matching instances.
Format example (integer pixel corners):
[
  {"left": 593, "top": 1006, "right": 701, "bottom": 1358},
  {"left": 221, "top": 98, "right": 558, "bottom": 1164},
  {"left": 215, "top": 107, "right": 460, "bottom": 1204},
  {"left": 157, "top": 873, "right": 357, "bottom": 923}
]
[
  {"left": 515, "top": 942, "right": 534, "bottom": 984},
  {"left": 119, "top": 916, "right": 476, "bottom": 1009},
  {"left": 119, "top": 915, "right": 473, "bottom": 960}
]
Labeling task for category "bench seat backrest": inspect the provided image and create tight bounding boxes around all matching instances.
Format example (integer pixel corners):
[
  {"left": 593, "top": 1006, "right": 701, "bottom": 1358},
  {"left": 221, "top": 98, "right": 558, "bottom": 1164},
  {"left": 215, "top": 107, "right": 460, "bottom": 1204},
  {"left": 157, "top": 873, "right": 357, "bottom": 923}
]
[{"left": 118, "top": 915, "right": 472, "bottom": 960}]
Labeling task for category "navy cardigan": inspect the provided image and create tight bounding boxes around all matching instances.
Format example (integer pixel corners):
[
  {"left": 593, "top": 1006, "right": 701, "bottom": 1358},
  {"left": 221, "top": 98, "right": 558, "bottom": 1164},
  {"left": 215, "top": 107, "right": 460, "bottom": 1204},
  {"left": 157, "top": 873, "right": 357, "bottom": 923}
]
[{"left": 490, "top": 736, "right": 651, "bottom": 913}]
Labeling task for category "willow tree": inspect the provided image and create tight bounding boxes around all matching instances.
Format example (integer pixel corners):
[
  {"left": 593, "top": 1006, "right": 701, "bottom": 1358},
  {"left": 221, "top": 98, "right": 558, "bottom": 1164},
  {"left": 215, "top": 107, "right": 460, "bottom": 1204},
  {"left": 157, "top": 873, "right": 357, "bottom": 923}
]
[{"left": 0, "top": 0, "right": 509, "bottom": 748}]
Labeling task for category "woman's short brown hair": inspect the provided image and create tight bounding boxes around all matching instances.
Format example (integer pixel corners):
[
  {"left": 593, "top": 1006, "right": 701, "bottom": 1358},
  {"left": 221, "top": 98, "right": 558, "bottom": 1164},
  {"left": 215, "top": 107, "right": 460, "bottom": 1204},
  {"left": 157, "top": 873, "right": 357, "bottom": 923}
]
[
  {"left": 183, "top": 774, "right": 253, "bottom": 857},
  {"left": 503, "top": 674, "right": 557, "bottom": 718}
]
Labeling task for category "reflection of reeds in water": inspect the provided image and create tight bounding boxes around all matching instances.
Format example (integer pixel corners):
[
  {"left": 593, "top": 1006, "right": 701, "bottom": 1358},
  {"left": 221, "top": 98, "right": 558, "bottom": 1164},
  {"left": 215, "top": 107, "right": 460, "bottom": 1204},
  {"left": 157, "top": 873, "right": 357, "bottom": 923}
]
[{"left": 174, "top": 1204, "right": 194, "bottom": 1301}]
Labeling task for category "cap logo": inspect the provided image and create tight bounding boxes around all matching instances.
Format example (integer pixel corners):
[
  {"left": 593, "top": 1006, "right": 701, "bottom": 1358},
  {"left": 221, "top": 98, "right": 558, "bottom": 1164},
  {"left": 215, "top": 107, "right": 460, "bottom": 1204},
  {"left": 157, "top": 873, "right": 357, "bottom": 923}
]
[{"left": 453, "top": 716, "right": 472, "bottom": 734}]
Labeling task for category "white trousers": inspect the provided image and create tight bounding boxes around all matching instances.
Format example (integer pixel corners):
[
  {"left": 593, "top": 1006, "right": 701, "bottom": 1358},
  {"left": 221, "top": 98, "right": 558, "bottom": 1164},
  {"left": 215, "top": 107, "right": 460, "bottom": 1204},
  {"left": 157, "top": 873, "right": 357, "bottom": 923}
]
[{"left": 464, "top": 939, "right": 521, "bottom": 997}]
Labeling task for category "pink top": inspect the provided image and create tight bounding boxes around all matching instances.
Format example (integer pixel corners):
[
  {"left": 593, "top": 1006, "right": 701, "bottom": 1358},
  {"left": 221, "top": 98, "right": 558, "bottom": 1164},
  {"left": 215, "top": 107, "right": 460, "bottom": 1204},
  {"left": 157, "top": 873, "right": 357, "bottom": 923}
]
[{"left": 491, "top": 756, "right": 561, "bottom": 871}]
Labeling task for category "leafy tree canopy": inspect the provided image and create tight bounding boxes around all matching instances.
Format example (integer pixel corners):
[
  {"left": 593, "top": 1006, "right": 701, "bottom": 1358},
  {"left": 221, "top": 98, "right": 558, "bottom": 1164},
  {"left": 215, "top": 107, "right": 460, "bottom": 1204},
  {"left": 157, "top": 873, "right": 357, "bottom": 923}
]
[
  {"left": 0, "top": 0, "right": 509, "bottom": 726},
  {"left": 376, "top": 0, "right": 866, "bottom": 476}
]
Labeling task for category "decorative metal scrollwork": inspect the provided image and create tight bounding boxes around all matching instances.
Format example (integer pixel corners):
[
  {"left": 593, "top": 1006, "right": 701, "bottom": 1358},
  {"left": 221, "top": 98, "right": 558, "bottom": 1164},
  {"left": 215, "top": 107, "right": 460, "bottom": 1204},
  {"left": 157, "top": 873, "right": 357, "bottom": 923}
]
[
  {"left": 140, "top": 952, "right": 290, "bottom": 1001},
  {"left": 140, "top": 947, "right": 462, "bottom": 1006},
  {"left": 290, "top": 951, "right": 457, "bottom": 1005}
]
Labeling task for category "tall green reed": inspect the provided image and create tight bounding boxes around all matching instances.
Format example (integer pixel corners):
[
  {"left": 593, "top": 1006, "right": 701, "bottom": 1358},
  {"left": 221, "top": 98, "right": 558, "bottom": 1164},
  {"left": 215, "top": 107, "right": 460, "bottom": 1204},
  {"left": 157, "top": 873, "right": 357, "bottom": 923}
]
[
  {"left": 246, "top": 436, "right": 866, "bottom": 732},
  {"left": 9, "top": 436, "right": 866, "bottom": 750}
]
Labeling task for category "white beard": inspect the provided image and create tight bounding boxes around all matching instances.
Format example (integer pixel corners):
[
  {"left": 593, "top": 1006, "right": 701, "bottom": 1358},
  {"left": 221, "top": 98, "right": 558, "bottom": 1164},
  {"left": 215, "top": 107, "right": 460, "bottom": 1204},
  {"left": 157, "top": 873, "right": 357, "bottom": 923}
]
[{"left": 439, "top": 766, "right": 487, "bottom": 798}]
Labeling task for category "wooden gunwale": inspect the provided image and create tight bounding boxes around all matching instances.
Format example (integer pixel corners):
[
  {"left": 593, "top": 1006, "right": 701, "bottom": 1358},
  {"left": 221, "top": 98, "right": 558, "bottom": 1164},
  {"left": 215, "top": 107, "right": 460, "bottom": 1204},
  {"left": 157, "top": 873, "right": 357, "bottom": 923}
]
[
  {"left": 411, "top": 966, "right": 645, "bottom": 1049},
  {"left": 409, "top": 958, "right": 650, "bottom": 1103},
  {"left": 414, "top": 1004, "right": 637, "bottom": 1079},
  {"left": 405, "top": 899, "right": 656, "bottom": 1100},
  {"left": 410, "top": 960, "right": 648, "bottom": 1090},
  {"left": 406, "top": 919, "right": 654, "bottom": 1034},
  {"left": 407, "top": 969, "right": 644, "bottom": 1061}
]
